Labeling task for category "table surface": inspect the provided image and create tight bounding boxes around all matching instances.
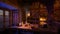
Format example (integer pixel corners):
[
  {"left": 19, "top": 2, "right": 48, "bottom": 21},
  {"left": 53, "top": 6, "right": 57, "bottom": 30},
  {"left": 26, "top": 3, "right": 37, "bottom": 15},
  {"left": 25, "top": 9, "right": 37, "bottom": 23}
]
[{"left": 8, "top": 26, "right": 57, "bottom": 33}]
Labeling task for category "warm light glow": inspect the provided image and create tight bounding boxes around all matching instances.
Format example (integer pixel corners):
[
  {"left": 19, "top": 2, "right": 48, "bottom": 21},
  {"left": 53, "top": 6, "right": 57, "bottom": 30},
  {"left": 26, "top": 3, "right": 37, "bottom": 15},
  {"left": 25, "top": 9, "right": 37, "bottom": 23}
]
[
  {"left": 27, "top": 13, "right": 30, "bottom": 17},
  {"left": 19, "top": 22, "right": 24, "bottom": 25},
  {"left": 18, "top": 22, "right": 31, "bottom": 29},
  {"left": 40, "top": 22, "right": 47, "bottom": 25},
  {"left": 39, "top": 17, "right": 46, "bottom": 21}
]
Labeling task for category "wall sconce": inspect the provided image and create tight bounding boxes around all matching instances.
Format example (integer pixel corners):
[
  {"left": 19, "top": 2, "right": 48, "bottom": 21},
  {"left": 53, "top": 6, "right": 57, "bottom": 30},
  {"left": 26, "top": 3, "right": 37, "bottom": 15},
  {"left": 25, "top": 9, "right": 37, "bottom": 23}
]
[{"left": 27, "top": 13, "right": 30, "bottom": 17}]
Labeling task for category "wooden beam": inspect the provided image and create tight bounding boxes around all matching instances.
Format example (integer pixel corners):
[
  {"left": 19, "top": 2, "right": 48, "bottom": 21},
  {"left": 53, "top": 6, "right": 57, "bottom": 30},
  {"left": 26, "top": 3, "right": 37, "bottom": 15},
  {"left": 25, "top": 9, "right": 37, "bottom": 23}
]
[
  {"left": 3, "top": 10, "right": 5, "bottom": 28},
  {"left": 9, "top": 11, "right": 13, "bottom": 27}
]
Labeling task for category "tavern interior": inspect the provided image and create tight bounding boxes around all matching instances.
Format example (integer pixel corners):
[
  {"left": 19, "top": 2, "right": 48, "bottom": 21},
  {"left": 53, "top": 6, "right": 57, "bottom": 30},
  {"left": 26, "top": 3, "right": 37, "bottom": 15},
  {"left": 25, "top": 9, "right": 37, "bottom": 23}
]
[{"left": 0, "top": 0, "right": 60, "bottom": 34}]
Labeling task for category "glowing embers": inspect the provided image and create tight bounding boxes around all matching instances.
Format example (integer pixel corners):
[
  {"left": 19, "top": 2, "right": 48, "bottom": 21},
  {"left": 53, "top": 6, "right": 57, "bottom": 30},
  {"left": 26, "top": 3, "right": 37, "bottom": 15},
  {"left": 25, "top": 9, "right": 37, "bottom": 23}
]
[
  {"left": 39, "top": 17, "right": 46, "bottom": 21},
  {"left": 40, "top": 22, "right": 47, "bottom": 26},
  {"left": 39, "top": 17, "right": 47, "bottom": 27}
]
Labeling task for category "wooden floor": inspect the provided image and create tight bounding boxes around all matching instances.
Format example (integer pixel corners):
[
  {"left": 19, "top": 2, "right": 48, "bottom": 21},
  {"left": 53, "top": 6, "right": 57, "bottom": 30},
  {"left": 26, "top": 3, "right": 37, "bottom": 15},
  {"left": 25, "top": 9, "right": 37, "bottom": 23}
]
[{"left": 0, "top": 28, "right": 58, "bottom": 34}]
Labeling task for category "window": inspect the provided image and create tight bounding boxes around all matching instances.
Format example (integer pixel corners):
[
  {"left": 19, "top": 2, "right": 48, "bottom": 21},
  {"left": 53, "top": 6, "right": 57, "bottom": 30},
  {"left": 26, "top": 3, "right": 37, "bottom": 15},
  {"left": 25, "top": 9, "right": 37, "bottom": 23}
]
[
  {"left": 0, "top": 10, "right": 3, "bottom": 28},
  {"left": 5, "top": 11, "right": 9, "bottom": 27},
  {"left": 0, "top": 10, "right": 9, "bottom": 28}
]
